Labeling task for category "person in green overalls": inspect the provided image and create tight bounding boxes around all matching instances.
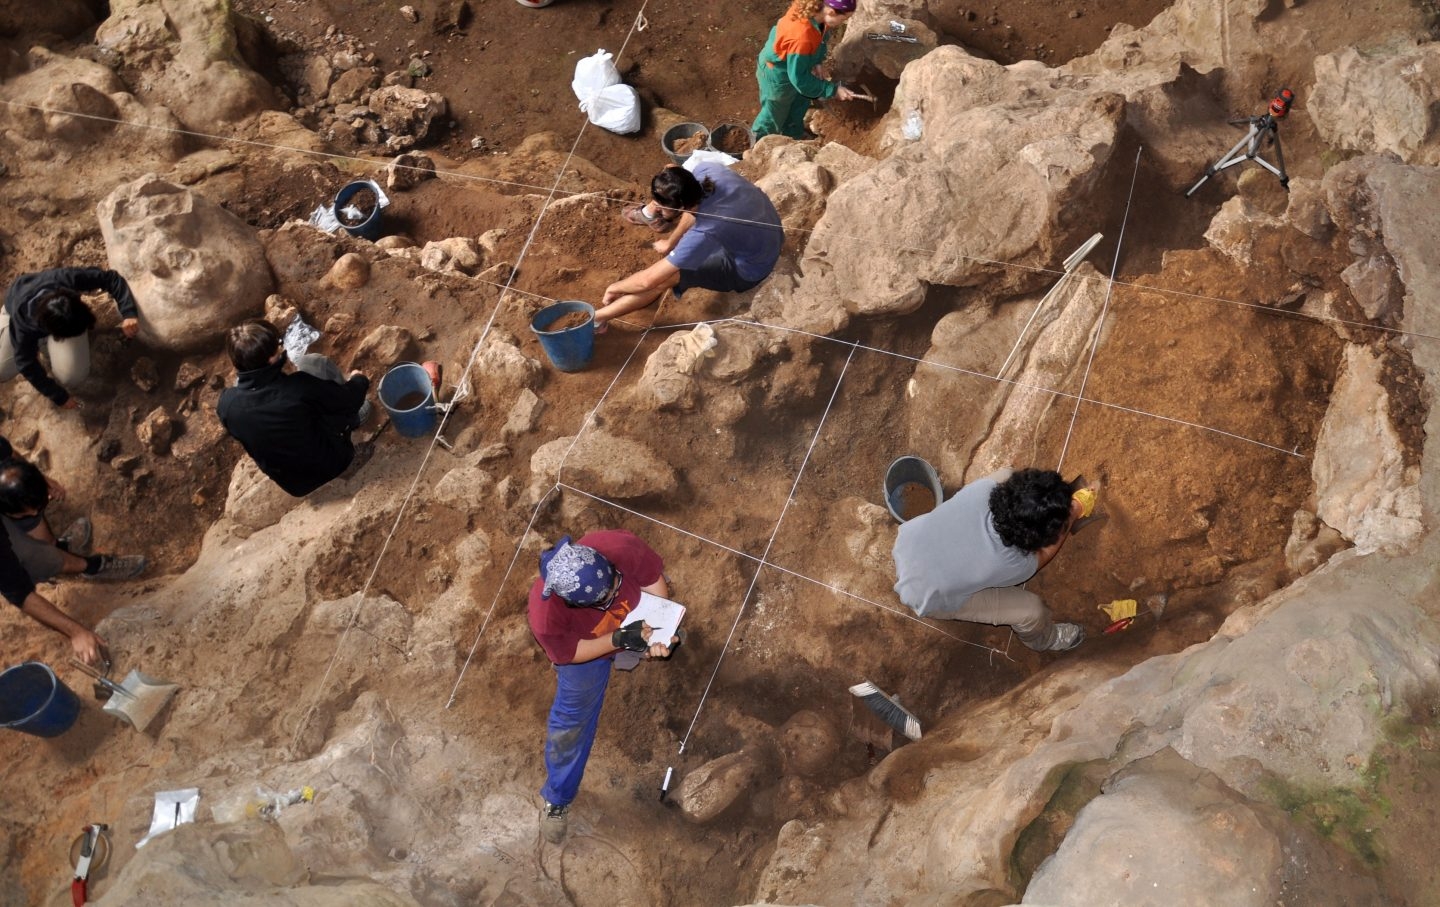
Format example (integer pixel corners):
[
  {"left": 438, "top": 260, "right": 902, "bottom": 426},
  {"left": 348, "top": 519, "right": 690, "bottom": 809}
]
[{"left": 752, "top": 0, "right": 857, "bottom": 140}]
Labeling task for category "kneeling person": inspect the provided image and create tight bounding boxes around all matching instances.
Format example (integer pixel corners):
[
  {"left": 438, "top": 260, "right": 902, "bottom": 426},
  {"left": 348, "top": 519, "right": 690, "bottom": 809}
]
[
  {"left": 892, "top": 467, "right": 1086, "bottom": 652},
  {"left": 598, "top": 164, "right": 783, "bottom": 328},
  {"left": 217, "top": 319, "right": 371, "bottom": 497}
]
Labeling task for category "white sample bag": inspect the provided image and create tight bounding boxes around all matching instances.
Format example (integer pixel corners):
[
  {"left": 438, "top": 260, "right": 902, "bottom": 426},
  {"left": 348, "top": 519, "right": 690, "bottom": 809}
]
[{"left": 572, "top": 49, "right": 641, "bottom": 135}]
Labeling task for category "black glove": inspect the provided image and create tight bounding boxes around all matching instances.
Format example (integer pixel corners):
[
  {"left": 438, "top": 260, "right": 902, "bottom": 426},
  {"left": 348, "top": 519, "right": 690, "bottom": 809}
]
[{"left": 611, "top": 623, "right": 649, "bottom": 653}]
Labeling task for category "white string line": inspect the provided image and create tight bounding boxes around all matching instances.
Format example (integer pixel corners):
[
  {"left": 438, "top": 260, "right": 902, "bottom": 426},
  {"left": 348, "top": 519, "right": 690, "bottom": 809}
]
[
  {"left": 298, "top": 3, "right": 656, "bottom": 738},
  {"left": 445, "top": 300, "right": 664, "bottom": 706},
  {"left": 555, "top": 482, "right": 1002, "bottom": 650},
  {"left": 6, "top": 99, "right": 1439, "bottom": 347},
  {"left": 676, "top": 343, "right": 858, "bottom": 753},
  {"left": 683, "top": 317, "right": 1307, "bottom": 458},
  {"left": 1058, "top": 146, "right": 1142, "bottom": 473}
]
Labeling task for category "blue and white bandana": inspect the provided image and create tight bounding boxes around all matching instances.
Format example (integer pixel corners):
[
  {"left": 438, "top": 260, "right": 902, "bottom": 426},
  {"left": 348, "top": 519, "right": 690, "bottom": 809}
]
[{"left": 539, "top": 535, "right": 615, "bottom": 605}]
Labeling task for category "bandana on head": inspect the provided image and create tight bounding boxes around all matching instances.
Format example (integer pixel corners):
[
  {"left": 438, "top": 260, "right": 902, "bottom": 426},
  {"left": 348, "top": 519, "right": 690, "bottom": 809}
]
[
  {"left": 823, "top": 0, "right": 856, "bottom": 12},
  {"left": 539, "top": 535, "right": 615, "bottom": 605}
]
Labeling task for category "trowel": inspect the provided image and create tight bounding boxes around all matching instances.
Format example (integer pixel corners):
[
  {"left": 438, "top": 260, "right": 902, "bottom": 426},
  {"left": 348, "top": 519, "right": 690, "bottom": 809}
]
[{"left": 71, "top": 660, "right": 179, "bottom": 732}]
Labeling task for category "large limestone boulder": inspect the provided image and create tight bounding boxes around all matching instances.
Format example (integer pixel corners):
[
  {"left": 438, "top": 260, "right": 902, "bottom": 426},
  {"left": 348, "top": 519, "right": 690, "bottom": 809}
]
[
  {"left": 1310, "top": 41, "right": 1440, "bottom": 166},
  {"left": 529, "top": 430, "right": 679, "bottom": 501},
  {"left": 1311, "top": 345, "right": 1422, "bottom": 554},
  {"left": 782, "top": 47, "right": 1123, "bottom": 332},
  {"left": 95, "top": 0, "right": 278, "bottom": 129},
  {"left": 1022, "top": 748, "right": 1382, "bottom": 906},
  {"left": 748, "top": 140, "right": 876, "bottom": 240},
  {"left": 98, "top": 174, "right": 274, "bottom": 352},
  {"left": 87, "top": 820, "right": 423, "bottom": 906},
  {"left": 223, "top": 456, "right": 297, "bottom": 536},
  {"left": 0, "top": 48, "right": 186, "bottom": 163}
]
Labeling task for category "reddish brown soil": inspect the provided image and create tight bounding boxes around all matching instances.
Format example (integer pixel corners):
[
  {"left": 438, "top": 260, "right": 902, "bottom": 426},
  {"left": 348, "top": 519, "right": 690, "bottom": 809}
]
[{"left": 0, "top": 1, "right": 1414, "bottom": 905}]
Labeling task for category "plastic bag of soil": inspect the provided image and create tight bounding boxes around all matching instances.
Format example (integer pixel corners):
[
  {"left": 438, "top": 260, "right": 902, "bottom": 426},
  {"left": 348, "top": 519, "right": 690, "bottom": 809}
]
[{"left": 572, "top": 49, "right": 640, "bottom": 134}]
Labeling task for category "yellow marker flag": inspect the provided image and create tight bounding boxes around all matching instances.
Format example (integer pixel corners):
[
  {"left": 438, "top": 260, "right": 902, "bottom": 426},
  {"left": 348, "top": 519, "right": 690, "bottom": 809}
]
[{"left": 1099, "top": 599, "right": 1138, "bottom": 621}]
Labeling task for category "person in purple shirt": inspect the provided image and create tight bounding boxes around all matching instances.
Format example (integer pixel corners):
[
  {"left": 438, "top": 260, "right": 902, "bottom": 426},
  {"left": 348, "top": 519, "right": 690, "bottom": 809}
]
[{"left": 597, "top": 163, "right": 783, "bottom": 329}]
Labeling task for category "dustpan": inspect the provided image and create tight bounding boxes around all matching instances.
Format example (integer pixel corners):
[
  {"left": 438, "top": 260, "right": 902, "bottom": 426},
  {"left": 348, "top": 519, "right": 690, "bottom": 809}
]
[{"left": 72, "top": 661, "right": 179, "bottom": 732}]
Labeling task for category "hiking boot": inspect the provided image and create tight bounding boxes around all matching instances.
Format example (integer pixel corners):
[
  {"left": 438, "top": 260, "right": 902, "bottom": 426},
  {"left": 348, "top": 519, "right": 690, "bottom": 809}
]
[
  {"left": 58, "top": 517, "right": 93, "bottom": 555},
  {"left": 83, "top": 554, "right": 147, "bottom": 581},
  {"left": 1046, "top": 623, "right": 1085, "bottom": 652},
  {"left": 541, "top": 801, "right": 569, "bottom": 844}
]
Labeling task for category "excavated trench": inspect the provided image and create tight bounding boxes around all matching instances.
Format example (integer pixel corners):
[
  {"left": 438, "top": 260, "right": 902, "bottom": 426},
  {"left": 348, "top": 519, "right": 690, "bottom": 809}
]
[{"left": 3, "top": 0, "right": 1432, "bottom": 904}]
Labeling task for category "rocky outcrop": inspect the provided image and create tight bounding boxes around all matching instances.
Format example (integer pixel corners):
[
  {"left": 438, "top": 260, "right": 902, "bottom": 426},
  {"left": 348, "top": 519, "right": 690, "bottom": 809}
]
[
  {"left": 1310, "top": 41, "right": 1440, "bottom": 166},
  {"left": 778, "top": 48, "right": 1124, "bottom": 333},
  {"left": 529, "top": 430, "right": 679, "bottom": 500},
  {"left": 1311, "top": 345, "right": 1422, "bottom": 554},
  {"left": 95, "top": 0, "right": 278, "bottom": 129},
  {"left": 97, "top": 174, "right": 274, "bottom": 351}
]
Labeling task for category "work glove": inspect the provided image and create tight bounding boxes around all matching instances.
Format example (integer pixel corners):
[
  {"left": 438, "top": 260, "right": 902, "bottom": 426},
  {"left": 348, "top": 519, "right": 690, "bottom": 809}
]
[{"left": 610, "top": 623, "right": 649, "bottom": 653}]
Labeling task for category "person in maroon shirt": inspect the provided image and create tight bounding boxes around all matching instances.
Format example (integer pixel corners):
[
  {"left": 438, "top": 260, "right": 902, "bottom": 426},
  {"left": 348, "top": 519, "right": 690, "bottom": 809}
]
[{"left": 528, "top": 530, "right": 677, "bottom": 843}]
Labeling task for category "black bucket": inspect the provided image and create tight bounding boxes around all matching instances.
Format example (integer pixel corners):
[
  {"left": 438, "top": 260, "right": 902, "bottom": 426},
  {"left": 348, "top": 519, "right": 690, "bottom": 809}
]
[{"left": 883, "top": 456, "right": 943, "bottom": 523}]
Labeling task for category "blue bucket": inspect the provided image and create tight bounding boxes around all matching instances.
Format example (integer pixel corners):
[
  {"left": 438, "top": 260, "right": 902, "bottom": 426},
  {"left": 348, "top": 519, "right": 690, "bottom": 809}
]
[
  {"left": 884, "top": 455, "right": 944, "bottom": 523},
  {"left": 0, "top": 662, "right": 81, "bottom": 737},
  {"left": 531, "top": 301, "right": 596, "bottom": 373},
  {"left": 334, "top": 180, "right": 385, "bottom": 240},
  {"left": 378, "top": 362, "right": 437, "bottom": 438}
]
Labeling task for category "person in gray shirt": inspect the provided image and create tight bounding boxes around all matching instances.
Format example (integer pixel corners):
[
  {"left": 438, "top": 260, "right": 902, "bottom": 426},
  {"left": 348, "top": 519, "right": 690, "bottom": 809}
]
[{"left": 892, "top": 467, "right": 1087, "bottom": 652}]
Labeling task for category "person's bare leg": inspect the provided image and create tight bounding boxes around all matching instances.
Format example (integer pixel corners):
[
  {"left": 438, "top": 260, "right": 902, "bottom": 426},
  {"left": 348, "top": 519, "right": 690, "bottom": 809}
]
[{"left": 594, "top": 275, "right": 680, "bottom": 327}]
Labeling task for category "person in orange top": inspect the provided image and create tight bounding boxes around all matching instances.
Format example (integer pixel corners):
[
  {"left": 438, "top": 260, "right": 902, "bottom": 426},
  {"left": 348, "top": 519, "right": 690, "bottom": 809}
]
[{"left": 752, "top": 0, "right": 857, "bottom": 139}]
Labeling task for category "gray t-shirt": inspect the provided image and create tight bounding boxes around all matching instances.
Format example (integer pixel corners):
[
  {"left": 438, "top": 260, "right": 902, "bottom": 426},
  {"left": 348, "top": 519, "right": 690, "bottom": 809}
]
[{"left": 892, "top": 471, "right": 1038, "bottom": 618}]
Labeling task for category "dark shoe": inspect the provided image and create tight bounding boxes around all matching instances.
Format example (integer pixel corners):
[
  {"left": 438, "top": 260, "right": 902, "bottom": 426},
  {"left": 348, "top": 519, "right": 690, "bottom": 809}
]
[
  {"left": 58, "top": 517, "right": 93, "bottom": 555},
  {"left": 541, "top": 801, "right": 569, "bottom": 844},
  {"left": 1046, "top": 623, "right": 1085, "bottom": 652},
  {"left": 83, "top": 554, "right": 147, "bottom": 581}
]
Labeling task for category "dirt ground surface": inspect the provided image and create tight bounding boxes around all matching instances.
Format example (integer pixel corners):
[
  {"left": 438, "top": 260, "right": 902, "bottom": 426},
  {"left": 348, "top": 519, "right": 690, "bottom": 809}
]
[{"left": 2, "top": 0, "right": 1435, "bottom": 905}]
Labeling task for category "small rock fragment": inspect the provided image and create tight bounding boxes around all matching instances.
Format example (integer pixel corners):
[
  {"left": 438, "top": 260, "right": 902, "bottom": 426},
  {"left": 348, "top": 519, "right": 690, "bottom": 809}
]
[
  {"left": 130, "top": 357, "right": 159, "bottom": 392},
  {"left": 399, "top": 5, "right": 419, "bottom": 22},
  {"left": 137, "top": 407, "right": 176, "bottom": 454},
  {"left": 174, "top": 362, "right": 206, "bottom": 392}
]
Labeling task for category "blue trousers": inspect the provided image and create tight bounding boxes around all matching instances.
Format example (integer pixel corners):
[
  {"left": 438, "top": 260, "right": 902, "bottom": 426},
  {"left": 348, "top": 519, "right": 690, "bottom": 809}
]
[{"left": 540, "top": 658, "right": 612, "bottom": 807}]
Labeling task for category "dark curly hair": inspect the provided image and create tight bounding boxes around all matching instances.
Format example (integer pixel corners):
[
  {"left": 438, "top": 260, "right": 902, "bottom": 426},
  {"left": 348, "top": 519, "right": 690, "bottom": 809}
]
[{"left": 989, "top": 469, "right": 1072, "bottom": 553}]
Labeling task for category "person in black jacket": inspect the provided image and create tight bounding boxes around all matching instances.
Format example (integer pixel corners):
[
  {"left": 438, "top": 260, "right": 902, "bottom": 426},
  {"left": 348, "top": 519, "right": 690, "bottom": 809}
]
[
  {"left": 0, "top": 436, "right": 107, "bottom": 665},
  {"left": 217, "top": 319, "right": 372, "bottom": 497},
  {"left": 1, "top": 267, "right": 141, "bottom": 409}
]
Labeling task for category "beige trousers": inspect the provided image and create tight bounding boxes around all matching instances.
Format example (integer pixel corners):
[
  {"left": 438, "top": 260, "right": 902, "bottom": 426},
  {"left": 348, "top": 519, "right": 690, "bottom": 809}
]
[
  {"left": 951, "top": 585, "right": 1059, "bottom": 651},
  {"left": 0, "top": 312, "right": 91, "bottom": 387}
]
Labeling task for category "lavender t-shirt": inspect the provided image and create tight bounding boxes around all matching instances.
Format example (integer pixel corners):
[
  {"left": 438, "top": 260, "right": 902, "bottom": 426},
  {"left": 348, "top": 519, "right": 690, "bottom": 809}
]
[{"left": 667, "top": 162, "right": 783, "bottom": 282}]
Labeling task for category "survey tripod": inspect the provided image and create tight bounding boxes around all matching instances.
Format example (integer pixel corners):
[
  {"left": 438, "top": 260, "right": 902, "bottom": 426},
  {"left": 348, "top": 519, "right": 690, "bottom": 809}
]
[{"left": 1185, "top": 89, "right": 1294, "bottom": 197}]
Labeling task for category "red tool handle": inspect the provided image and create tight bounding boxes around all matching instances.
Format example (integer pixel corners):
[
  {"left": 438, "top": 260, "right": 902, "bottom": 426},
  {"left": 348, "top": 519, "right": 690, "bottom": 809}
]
[{"left": 72, "top": 878, "right": 87, "bottom": 907}]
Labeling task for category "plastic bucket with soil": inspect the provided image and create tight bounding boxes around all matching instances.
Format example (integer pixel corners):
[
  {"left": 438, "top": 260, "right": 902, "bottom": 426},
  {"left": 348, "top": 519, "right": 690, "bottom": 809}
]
[
  {"left": 334, "top": 180, "right": 386, "bottom": 240},
  {"left": 531, "top": 301, "right": 597, "bottom": 372},
  {"left": 709, "top": 123, "right": 755, "bottom": 156},
  {"left": 378, "top": 362, "right": 437, "bottom": 437},
  {"left": 662, "top": 123, "right": 710, "bottom": 165},
  {"left": 884, "top": 455, "right": 944, "bottom": 523}
]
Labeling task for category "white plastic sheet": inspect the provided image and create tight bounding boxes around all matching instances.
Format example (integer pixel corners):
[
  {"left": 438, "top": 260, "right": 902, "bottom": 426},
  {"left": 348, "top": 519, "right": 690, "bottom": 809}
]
[{"left": 136, "top": 788, "right": 199, "bottom": 848}]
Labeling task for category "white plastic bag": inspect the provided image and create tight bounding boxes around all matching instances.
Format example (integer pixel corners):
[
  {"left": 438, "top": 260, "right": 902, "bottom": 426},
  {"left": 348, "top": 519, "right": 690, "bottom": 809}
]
[
  {"left": 584, "top": 84, "right": 641, "bottom": 134},
  {"left": 571, "top": 49, "right": 620, "bottom": 99},
  {"left": 572, "top": 49, "right": 641, "bottom": 134}
]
